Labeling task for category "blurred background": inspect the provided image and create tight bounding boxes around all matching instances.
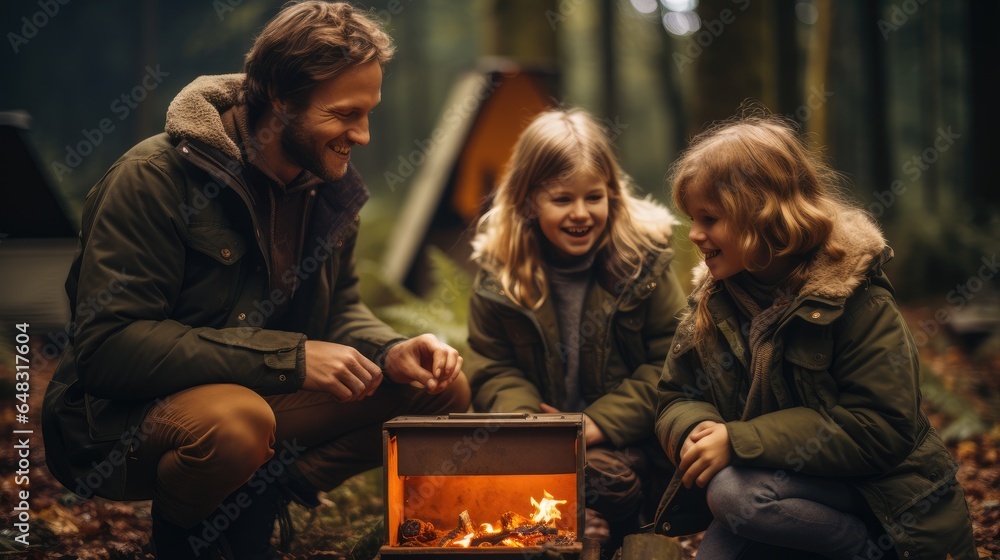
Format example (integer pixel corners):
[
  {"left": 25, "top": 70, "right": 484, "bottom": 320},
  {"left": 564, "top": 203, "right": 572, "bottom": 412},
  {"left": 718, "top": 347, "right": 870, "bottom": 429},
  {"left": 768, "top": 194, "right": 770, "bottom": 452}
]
[
  {"left": 2, "top": 0, "right": 998, "bottom": 297},
  {"left": 1, "top": 0, "right": 998, "bottom": 557},
  {"left": 3, "top": 0, "right": 1000, "bottom": 304}
]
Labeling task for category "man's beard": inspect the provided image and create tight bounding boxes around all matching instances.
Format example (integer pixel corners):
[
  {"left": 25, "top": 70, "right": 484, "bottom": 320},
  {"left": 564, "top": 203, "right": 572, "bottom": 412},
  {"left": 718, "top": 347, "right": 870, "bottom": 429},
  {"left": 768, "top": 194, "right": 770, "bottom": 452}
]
[{"left": 280, "top": 119, "right": 348, "bottom": 182}]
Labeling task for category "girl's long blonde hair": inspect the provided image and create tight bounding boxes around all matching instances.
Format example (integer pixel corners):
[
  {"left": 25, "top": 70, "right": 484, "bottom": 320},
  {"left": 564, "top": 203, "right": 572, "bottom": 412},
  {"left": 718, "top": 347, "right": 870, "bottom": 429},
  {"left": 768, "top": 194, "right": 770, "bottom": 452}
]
[
  {"left": 670, "top": 111, "right": 848, "bottom": 343},
  {"left": 473, "top": 108, "right": 675, "bottom": 309}
]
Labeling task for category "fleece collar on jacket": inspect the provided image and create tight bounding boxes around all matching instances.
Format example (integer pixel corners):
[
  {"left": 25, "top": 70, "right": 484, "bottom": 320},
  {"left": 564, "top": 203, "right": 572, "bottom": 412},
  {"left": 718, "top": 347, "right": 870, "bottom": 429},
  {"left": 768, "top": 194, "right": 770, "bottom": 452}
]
[
  {"left": 165, "top": 74, "right": 247, "bottom": 163},
  {"left": 687, "top": 208, "right": 890, "bottom": 308},
  {"left": 164, "top": 74, "right": 371, "bottom": 259}
]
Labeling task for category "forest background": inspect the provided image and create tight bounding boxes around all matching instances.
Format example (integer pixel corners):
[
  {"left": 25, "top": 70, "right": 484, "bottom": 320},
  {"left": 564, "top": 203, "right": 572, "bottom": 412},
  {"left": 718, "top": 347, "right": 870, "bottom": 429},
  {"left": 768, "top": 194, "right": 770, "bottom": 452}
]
[{"left": 0, "top": 0, "right": 997, "bottom": 558}]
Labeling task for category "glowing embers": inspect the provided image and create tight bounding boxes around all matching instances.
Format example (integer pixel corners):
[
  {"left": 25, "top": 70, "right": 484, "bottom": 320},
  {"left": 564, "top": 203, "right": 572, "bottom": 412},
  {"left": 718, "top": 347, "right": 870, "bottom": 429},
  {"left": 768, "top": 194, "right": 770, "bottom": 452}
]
[{"left": 398, "top": 490, "right": 575, "bottom": 548}]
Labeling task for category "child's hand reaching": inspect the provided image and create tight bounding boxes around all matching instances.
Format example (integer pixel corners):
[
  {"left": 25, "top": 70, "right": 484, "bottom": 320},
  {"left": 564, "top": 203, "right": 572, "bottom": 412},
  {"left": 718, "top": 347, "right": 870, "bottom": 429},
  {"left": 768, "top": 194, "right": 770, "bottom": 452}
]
[{"left": 679, "top": 421, "right": 731, "bottom": 488}]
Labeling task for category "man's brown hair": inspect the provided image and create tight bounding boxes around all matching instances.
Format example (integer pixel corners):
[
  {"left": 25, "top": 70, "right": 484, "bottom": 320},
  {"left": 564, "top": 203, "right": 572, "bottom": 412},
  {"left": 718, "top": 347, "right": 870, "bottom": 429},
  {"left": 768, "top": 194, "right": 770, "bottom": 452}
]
[{"left": 243, "top": 1, "right": 394, "bottom": 119}]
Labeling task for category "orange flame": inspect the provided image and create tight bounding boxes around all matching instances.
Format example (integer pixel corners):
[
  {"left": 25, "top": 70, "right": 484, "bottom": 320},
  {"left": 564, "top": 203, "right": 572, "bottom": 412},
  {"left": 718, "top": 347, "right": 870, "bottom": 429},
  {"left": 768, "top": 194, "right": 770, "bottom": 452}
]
[
  {"left": 530, "top": 490, "right": 567, "bottom": 526},
  {"left": 448, "top": 491, "right": 567, "bottom": 548},
  {"left": 453, "top": 534, "right": 474, "bottom": 547}
]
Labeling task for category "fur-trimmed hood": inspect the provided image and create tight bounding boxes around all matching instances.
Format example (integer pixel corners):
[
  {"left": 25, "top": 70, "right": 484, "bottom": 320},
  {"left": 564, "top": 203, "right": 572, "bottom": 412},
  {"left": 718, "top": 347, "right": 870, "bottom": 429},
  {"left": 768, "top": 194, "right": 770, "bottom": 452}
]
[
  {"left": 688, "top": 208, "right": 890, "bottom": 306},
  {"left": 164, "top": 74, "right": 246, "bottom": 163}
]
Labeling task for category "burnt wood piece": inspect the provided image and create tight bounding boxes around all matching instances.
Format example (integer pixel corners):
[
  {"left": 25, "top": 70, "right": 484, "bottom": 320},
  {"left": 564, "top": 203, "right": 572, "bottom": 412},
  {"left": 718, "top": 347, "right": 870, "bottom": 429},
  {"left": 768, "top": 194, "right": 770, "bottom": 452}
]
[
  {"left": 459, "top": 510, "right": 475, "bottom": 534},
  {"left": 437, "top": 510, "right": 475, "bottom": 547},
  {"left": 399, "top": 518, "right": 437, "bottom": 544},
  {"left": 469, "top": 523, "right": 558, "bottom": 546},
  {"left": 436, "top": 526, "right": 462, "bottom": 547},
  {"left": 499, "top": 511, "right": 531, "bottom": 531}
]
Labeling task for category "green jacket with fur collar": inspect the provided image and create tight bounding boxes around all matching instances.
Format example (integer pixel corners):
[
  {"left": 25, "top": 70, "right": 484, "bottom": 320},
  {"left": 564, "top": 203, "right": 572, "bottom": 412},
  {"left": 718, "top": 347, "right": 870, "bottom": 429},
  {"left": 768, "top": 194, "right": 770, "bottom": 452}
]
[
  {"left": 466, "top": 248, "right": 687, "bottom": 448},
  {"left": 654, "top": 210, "right": 977, "bottom": 559},
  {"left": 42, "top": 74, "right": 404, "bottom": 500}
]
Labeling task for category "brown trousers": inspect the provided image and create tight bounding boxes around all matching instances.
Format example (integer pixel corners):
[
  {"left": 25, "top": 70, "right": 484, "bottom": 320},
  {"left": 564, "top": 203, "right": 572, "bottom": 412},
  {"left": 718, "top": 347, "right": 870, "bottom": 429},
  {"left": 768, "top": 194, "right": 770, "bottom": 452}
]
[{"left": 128, "top": 377, "right": 471, "bottom": 527}]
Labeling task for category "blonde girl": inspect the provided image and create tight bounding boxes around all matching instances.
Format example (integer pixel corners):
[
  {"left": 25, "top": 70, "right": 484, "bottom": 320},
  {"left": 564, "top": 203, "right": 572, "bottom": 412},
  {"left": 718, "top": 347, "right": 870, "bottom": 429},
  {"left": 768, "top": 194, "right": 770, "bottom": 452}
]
[
  {"left": 654, "top": 112, "right": 977, "bottom": 559},
  {"left": 466, "top": 108, "right": 687, "bottom": 552}
]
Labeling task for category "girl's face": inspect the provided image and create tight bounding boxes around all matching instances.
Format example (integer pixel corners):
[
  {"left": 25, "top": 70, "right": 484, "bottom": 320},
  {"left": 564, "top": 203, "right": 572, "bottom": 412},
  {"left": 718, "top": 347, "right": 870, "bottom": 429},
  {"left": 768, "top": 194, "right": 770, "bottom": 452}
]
[
  {"left": 685, "top": 188, "right": 745, "bottom": 281},
  {"left": 533, "top": 175, "right": 609, "bottom": 259}
]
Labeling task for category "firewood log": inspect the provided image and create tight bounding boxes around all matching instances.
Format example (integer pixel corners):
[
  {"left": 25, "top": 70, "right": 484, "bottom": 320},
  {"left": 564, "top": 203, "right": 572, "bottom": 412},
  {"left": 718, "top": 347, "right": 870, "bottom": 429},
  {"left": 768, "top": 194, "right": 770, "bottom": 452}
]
[{"left": 398, "top": 518, "right": 437, "bottom": 544}]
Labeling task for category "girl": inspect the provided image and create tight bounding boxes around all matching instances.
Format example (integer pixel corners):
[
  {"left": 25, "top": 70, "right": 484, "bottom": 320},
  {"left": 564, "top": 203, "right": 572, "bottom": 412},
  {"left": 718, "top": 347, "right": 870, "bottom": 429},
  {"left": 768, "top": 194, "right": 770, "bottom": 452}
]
[
  {"left": 466, "top": 108, "right": 687, "bottom": 552},
  {"left": 654, "top": 113, "right": 978, "bottom": 559}
]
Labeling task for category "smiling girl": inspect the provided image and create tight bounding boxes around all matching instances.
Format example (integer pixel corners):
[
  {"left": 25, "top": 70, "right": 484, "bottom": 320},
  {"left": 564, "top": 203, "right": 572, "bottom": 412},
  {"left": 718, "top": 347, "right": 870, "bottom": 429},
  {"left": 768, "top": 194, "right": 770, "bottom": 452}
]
[
  {"left": 465, "top": 108, "right": 687, "bottom": 554},
  {"left": 654, "top": 113, "right": 977, "bottom": 559}
]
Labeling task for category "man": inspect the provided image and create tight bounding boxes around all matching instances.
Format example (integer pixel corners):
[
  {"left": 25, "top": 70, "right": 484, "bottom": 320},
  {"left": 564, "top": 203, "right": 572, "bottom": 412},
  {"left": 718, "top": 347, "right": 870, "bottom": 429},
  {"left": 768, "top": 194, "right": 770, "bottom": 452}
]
[{"left": 41, "top": 2, "right": 470, "bottom": 558}]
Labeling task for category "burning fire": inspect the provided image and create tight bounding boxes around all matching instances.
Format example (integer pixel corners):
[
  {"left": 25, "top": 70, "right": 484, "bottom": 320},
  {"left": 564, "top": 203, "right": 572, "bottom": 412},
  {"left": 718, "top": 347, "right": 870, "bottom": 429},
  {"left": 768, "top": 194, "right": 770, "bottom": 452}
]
[
  {"left": 531, "top": 490, "right": 567, "bottom": 525},
  {"left": 398, "top": 490, "right": 575, "bottom": 549}
]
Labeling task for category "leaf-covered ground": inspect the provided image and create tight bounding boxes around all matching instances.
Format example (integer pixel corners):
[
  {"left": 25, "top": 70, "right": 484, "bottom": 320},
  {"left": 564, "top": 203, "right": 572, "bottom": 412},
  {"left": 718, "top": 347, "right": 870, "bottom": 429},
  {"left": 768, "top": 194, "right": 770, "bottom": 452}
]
[{"left": 1, "top": 306, "right": 997, "bottom": 559}]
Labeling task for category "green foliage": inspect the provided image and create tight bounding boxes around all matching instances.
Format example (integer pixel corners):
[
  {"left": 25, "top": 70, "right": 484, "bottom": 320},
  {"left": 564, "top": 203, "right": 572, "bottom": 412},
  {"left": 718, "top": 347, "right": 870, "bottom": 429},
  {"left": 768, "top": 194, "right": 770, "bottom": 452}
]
[{"left": 358, "top": 246, "right": 473, "bottom": 354}]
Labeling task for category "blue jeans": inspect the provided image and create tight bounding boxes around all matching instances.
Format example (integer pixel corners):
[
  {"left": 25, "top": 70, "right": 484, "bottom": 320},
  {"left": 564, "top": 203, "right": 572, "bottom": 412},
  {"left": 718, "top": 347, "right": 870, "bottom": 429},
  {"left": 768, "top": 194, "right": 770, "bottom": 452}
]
[{"left": 698, "top": 466, "right": 875, "bottom": 560}]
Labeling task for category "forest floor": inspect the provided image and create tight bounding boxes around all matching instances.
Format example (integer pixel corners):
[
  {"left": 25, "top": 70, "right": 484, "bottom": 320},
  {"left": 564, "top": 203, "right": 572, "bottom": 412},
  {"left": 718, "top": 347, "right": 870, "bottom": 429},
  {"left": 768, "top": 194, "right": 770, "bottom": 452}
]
[{"left": 1, "top": 305, "right": 998, "bottom": 559}]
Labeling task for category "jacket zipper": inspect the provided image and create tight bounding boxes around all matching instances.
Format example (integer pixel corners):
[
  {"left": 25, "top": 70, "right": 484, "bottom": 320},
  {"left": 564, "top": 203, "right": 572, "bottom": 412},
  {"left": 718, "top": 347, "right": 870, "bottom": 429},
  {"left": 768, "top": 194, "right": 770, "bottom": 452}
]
[{"left": 177, "top": 141, "right": 273, "bottom": 284}]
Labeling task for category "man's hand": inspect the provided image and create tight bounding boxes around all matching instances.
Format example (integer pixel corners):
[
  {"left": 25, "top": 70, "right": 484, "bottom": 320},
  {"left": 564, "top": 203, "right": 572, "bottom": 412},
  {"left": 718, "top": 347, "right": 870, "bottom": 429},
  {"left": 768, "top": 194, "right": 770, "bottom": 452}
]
[
  {"left": 383, "top": 334, "right": 463, "bottom": 394},
  {"left": 303, "top": 340, "right": 383, "bottom": 402},
  {"left": 679, "top": 420, "right": 731, "bottom": 488},
  {"left": 540, "top": 403, "right": 607, "bottom": 446}
]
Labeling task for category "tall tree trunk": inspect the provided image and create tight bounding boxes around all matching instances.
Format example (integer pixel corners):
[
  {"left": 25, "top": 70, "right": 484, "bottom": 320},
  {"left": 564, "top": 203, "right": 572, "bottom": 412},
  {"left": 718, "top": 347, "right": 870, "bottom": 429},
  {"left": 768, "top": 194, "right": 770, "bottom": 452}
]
[{"left": 689, "top": 0, "right": 773, "bottom": 133}]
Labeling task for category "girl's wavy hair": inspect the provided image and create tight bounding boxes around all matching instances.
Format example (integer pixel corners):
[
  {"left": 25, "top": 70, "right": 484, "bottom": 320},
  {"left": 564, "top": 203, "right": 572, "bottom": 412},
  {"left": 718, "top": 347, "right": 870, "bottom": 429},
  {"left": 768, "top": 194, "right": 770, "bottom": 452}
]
[
  {"left": 670, "top": 109, "right": 848, "bottom": 344},
  {"left": 243, "top": 1, "right": 394, "bottom": 120},
  {"left": 473, "top": 108, "right": 675, "bottom": 310}
]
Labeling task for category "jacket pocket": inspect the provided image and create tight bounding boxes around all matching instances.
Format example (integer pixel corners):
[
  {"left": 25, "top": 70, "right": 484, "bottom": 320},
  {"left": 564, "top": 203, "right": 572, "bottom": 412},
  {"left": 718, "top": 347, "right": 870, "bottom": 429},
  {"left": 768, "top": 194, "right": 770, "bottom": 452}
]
[
  {"left": 865, "top": 429, "right": 960, "bottom": 519},
  {"left": 785, "top": 330, "right": 836, "bottom": 407},
  {"left": 183, "top": 224, "right": 250, "bottom": 315},
  {"left": 42, "top": 358, "right": 148, "bottom": 501},
  {"left": 186, "top": 223, "right": 248, "bottom": 264}
]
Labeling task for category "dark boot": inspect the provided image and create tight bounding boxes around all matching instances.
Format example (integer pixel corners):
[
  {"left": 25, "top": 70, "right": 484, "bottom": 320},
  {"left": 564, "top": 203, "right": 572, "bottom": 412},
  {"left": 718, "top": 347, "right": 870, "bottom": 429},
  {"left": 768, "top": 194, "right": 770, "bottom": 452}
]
[
  {"left": 218, "top": 461, "right": 321, "bottom": 559},
  {"left": 218, "top": 478, "right": 283, "bottom": 560},
  {"left": 277, "top": 464, "right": 321, "bottom": 509},
  {"left": 151, "top": 506, "right": 218, "bottom": 559}
]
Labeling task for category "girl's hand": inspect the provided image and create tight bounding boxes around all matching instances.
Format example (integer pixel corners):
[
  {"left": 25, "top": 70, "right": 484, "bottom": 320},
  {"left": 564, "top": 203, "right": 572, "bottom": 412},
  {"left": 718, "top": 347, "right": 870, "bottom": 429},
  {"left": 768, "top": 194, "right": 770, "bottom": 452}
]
[
  {"left": 540, "top": 403, "right": 608, "bottom": 446},
  {"left": 678, "top": 422, "right": 731, "bottom": 488}
]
